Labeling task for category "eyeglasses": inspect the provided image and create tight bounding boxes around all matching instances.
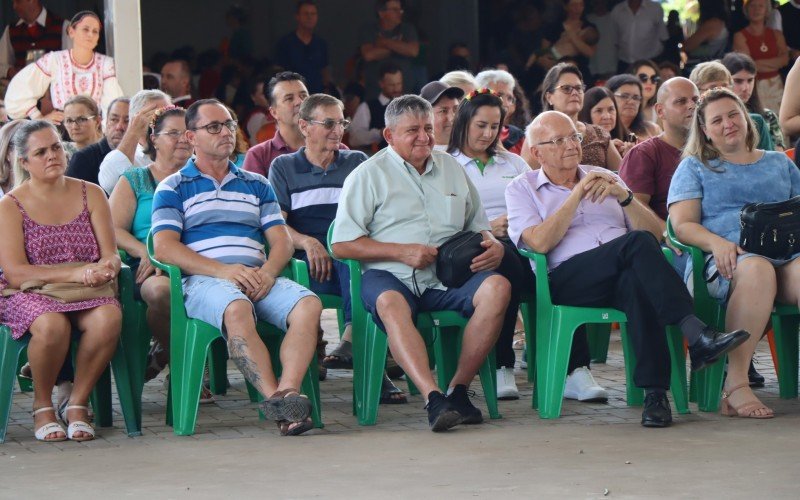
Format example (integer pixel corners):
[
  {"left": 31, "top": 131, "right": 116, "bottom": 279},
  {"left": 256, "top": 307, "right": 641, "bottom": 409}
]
[
  {"left": 64, "top": 115, "right": 96, "bottom": 126},
  {"left": 494, "top": 92, "right": 517, "bottom": 105},
  {"left": 614, "top": 92, "right": 643, "bottom": 102},
  {"left": 638, "top": 73, "right": 661, "bottom": 85},
  {"left": 552, "top": 84, "right": 587, "bottom": 95},
  {"left": 191, "top": 120, "right": 238, "bottom": 134},
  {"left": 306, "top": 118, "right": 351, "bottom": 130},
  {"left": 536, "top": 132, "right": 583, "bottom": 147},
  {"left": 155, "top": 129, "right": 186, "bottom": 139}
]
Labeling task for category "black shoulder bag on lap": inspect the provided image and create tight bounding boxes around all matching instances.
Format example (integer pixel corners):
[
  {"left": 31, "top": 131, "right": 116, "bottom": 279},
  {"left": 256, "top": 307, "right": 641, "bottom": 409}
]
[
  {"left": 410, "top": 231, "right": 485, "bottom": 295},
  {"left": 739, "top": 196, "right": 800, "bottom": 260}
]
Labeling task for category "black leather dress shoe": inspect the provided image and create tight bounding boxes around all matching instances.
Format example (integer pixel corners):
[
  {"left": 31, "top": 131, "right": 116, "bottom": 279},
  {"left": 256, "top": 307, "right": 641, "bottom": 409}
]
[
  {"left": 689, "top": 328, "right": 750, "bottom": 372},
  {"left": 748, "top": 360, "right": 765, "bottom": 388},
  {"left": 641, "top": 392, "right": 672, "bottom": 428}
]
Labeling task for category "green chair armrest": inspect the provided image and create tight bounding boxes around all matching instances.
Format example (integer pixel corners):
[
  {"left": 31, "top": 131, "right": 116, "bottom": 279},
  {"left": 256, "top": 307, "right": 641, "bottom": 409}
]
[{"left": 518, "top": 248, "right": 553, "bottom": 307}]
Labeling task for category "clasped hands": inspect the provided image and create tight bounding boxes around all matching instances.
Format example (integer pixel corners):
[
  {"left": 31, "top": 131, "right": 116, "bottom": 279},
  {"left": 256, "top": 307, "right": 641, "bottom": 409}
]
[
  {"left": 79, "top": 260, "right": 116, "bottom": 287},
  {"left": 576, "top": 171, "right": 629, "bottom": 204},
  {"left": 218, "top": 264, "right": 275, "bottom": 302}
]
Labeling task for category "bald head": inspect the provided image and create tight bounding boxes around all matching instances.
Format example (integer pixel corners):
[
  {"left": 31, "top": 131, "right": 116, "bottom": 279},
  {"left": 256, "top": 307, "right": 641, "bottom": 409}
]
[
  {"left": 525, "top": 110, "right": 575, "bottom": 145},
  {"left": 657, "top": 77, "right": 697, "bottom": 104}
]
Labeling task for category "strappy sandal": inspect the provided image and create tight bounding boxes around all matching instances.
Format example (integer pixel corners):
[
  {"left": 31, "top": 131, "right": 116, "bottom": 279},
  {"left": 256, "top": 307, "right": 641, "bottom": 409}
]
[
  {"left": 19, "top": 362, "right": 33, "bottom": 381},
  {"left": 380, "top": 373, "right": 408, "bottom": 404},
  {"left": 261, "top": 388, "right": 313, "bottom": 436},
  {"left": 720, "top": 383, "right": 774, "bottom": 419},
  {"left": 322, "top": 340, "right": 353, "bottom": 369},
  {"left": 64, "top": 405, "right": 96, "bottom": 442},
  {"left": 33, "top": 407, "right": 67, "bottom": 442}
]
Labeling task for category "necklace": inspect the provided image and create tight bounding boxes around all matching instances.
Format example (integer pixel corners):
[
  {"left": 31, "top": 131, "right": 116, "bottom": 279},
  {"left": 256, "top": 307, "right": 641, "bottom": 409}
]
[{"left": 749, "top": 26, "right": 769, "bottom": 53}]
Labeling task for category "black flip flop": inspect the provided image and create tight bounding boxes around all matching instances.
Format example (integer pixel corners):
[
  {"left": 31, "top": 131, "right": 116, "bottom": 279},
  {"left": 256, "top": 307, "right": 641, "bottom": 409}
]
[
  {"left": 322, "top": 340, "right": 353, "bottom": 369},
  {"left": 380, "top": 374, "right": 408, "bottom": 405}
]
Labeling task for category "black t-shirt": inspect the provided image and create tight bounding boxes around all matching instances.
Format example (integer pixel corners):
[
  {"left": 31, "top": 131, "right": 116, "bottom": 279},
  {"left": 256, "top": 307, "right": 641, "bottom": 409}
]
[{"left": 66, "top": 137, "right": 112, "bottom": 187}]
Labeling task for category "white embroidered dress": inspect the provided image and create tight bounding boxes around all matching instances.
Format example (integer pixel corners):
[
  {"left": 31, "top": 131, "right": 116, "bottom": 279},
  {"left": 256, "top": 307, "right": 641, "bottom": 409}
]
[{"left": 4, "top": 49, "right": 124, "bottom": 119}]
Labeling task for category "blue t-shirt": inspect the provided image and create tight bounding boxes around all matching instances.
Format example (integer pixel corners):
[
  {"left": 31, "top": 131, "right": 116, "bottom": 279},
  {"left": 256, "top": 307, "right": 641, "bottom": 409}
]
[
  {"left": 667, "top": 151, "right": 800, "bottom": 244},
  {"left": 275, "top": 33, "right": 329, "bottom": 94}
]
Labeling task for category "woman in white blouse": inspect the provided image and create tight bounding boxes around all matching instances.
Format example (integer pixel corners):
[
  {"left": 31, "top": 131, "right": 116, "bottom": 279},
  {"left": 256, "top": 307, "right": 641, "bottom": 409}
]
[{"left": 4, "top": 11, "right": 123, "bottom": 122}]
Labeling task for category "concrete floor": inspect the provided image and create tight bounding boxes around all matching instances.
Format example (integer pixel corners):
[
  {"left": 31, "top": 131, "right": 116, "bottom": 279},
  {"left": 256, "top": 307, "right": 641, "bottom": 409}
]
[{"left": 3, "top": 313, "right": 799, "bottom": 499}]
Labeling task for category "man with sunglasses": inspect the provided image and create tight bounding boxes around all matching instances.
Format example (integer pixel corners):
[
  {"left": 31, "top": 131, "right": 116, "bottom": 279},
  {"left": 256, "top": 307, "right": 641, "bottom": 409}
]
[
  {"left": 506, "top": 111, "right": 750, "bottom": 427},
  {"left": 152, "top": 99, "right": 322, "bottom": 436}
]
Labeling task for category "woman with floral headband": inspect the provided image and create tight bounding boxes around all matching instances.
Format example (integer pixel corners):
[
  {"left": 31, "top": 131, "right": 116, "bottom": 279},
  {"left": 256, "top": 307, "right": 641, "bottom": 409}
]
[
  {"left": 4, "top": 11, "right": 124, "bottom": 123},
  {"left": 108, "top": 105, "right": 204, "bottom": 398},
  {"left": 669, "top": 87, "right": 800, "bottom": 419},
  {"left": 447, "top": 88, "right": 531, "bottom": 400}
]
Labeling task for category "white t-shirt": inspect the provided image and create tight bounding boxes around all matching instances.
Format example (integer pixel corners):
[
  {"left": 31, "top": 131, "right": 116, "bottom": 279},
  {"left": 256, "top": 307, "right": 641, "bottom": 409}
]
[{"left": 450, "top": 149, "right": 530, "bottom": 221}]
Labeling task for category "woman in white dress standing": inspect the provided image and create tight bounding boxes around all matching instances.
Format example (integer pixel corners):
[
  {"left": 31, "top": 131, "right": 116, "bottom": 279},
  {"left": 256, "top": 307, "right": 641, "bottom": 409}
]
[{"left": 4, "top": 11, "right": 123, "bottom": 123}]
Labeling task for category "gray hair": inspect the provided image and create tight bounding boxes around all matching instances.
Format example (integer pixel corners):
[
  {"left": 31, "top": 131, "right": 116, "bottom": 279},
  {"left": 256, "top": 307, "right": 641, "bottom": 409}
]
[
  {"left": 384, "top": 94, "right": 433, "bottom": 129},
  {"left": 440, "top": 70, "right": 477, "bottom": 89},
  {"left": 475, "top": 69, "right": 515, "bottom": 91},
  {"left": 129, "top": 89, "right": 171, "bottom": 116},
  {"left": 11, "top": 120, "right": 61, "bottom": 187},
  {"left": 0, "top": 119, "right": 26, "bottom": 189},
  {"left": 299, "top": 93, "right": 344, "bottom": 121}
]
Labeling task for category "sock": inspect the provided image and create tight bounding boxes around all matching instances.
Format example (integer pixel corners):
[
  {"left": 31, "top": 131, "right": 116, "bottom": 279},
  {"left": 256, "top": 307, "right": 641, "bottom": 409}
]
[{"left": 678, "top": 314, "right": 707, "bottom": 346}]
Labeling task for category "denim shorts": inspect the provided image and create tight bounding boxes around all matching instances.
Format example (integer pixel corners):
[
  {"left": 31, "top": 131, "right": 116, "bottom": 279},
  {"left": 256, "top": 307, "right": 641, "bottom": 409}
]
[
  {"left": 360, "top": 269, "right": 497, "bottom": 331},
  {"left": 697, "top": 252, "right": 800, "bottom": 304},
  {"left": 182, "top": 275, "right": 316, "bottom": 334}
]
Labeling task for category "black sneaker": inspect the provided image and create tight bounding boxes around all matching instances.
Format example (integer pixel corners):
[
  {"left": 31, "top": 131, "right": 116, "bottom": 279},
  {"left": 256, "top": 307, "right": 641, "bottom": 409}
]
[
  {"left": 425, "top": 391, "right": 462, "bottom": 432},
  {"left": 446, "top": 384, "right": 483, "bottom": 424},
  {"left": 641, "top": 391, "right": 673, "bottom": 428}
]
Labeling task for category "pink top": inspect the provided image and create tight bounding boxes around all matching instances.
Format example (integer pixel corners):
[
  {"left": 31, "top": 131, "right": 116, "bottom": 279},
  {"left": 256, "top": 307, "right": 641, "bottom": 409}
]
[{"left": 506, "top": 166, "right": 632, "bottom": 272}]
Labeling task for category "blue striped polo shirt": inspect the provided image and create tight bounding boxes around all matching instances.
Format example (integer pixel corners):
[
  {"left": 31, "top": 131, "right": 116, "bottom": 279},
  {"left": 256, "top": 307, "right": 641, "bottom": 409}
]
[
  {"left": 268, "top": 148, "right": 367, "bottom": 248},
  {"left": 151, "top": 159, "right": 285, "bottom": 267}
]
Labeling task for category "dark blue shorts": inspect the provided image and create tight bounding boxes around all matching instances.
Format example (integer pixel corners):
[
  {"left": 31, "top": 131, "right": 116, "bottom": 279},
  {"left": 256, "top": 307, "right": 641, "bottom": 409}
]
[
  {"left": 361, "top": 269, "right": 497, "bottom": 331},
  {"left": 302, "top": 255, "right": 352, "bottom": 324}
]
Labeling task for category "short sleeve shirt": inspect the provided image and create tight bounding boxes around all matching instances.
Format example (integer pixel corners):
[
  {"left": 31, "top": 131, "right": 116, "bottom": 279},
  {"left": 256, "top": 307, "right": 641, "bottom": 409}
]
[
  {"left": 618, "top": 136, "right": 681, "bottom": 220},
  {"left": 151, "top": 159, "right": 285, "bottom": 268},
  {"left": 506, "top": 166, "right": 632, "bottom": 272},
  {"left": 269, "top": 148, "right": 367, "bottom": 248},
  {"left": 667, "top": 152, "right": 800, "bottom": 243},
  {"left": 332, "top": 147, "right": 490, "bottom": 293},
  {"left": 451, "top": 150, "right": 530, "bottom": 221}
]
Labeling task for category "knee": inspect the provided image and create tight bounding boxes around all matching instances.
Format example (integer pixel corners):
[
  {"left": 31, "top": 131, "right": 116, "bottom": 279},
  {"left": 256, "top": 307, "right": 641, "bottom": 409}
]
[
  {"left": 30, "top": 314, "right": 71, "bottom": 348},
  {"left": 375, "top": 291, "right": 409, "bottom": 320},
  {"left": 87, "top": 305, "right": 122, "bottom": 343},
  {"left": 287, "top": 296, "right": 322, "bottom": 328},
  {"left": 477, "top": 275, "right": 511, "bottom": 306},
  {"left": 141, "top": 278, "right": 171, "bottom": 311},
  {"left": 734, "top": 258, "right": 778, "bottom": 291}
]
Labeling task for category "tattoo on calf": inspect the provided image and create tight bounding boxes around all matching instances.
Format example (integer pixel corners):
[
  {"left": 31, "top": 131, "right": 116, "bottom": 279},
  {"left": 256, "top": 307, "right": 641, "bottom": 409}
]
[{"left": 228, "top": 336, "right": 263, "bottom": 387}]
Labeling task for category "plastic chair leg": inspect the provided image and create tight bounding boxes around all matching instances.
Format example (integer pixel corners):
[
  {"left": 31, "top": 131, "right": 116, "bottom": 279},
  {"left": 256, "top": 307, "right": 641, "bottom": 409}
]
[
  {"left": 587, "top": 323, "right": 611, "bottom": 363},
  {"left": 207, "top": 339, "right": 229, "bottom": 395},
  {"left": 110, "top": 339, "right": 143, "bottom": 435},
  {"left": 432, "top": 325, "right": 459, "bottom": 392},
  {"left": 536, "top": 317, "right": 575, "bottom": 419},
  {"left": 0, "top": 334, "right": 28, "bottom": 444},
  {"left": 477, "top": 351, "right": 501, "bottom": 419},
  {"left": 171, "top": 324, "right": 215, "bottom": 436},
  {"left": 352, "top": 318, "right": 388, "bottom": 425},
  {"left": 519, "top": 300, "right": 536, "bottom": 383},
  {"left": 300, "top": 362, "right": 324, "bottom": 428},
  {"left": 695, "top": 359, "right": 726, "bottom": 412},
  {"left": 619, "top": 324, "right": 642, "bottom": 407},
  {"left": 666, "top": 326, "right": 690, "bottom": 414},
  {"left": 772, "top": 313, "right": 800, "bottom": 399},
  {"left": 16, "top": 350, "right": 32, "bottom": 392},
  {"left": 89, "top": 367, "right": 113, "bottom": 428}
]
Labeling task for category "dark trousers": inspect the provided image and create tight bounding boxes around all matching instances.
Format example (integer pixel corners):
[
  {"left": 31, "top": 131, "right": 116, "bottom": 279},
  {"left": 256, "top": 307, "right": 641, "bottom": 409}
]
[
  {"left": 494, "top": 238, "right": 535, "bottom": 368},
  {"left": 548, "top": 231, "right": 694, "bottom": 389}
]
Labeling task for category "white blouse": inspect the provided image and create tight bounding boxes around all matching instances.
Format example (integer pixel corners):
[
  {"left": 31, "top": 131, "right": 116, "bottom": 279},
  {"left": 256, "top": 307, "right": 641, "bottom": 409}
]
[{"left": 5, "top": 49, "right": 124, "bottom": 119}]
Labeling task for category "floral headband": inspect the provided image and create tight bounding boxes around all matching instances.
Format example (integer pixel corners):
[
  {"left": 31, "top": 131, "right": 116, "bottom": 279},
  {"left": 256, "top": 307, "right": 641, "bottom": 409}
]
[
  {"left": 464, "top": 87, "right": 498, "bottom": 101},
  {"left": 149, "top": 104, "right": 184, "bottom": 130}
]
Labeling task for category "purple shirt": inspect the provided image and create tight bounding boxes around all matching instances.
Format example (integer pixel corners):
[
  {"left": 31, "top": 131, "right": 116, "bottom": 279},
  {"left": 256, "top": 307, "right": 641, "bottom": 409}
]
[
  {"left": 505, "top": 166, "right": 632, "bottom": 272},
  {"left": 243, "top": 129, "right": 350, "bottom": 177}
]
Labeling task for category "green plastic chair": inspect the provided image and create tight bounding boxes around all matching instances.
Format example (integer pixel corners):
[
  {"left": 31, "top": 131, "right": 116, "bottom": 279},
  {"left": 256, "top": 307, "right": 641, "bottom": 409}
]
[
  {"left": 146, "top": 232, "right": 323, "bottom": 436},
  {"left": 326, "top": 223, "right": 501, "bottom": 425},
  {"left": 518, "top": 248, "right": 689, "bottom": 419},
  {"left": 666, "top": 217, "right": 799, "bottom": 410},
  {"left": 0, "top": 265, "right": 143, "bottom": 443}
]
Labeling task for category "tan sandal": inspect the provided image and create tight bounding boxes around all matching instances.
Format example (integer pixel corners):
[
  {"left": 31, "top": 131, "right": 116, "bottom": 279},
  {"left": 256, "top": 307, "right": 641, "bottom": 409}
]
[{"left": 720, "top": 383, "right": 774, "bottom": 419}]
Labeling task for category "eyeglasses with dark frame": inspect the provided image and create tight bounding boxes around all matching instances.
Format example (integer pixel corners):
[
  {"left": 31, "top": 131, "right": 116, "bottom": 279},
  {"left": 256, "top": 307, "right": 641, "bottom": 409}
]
[
  {"left": 306, "top": 118, "right": 351, "bottom": 130},
  {"left": 535, "top": 132, "right": 583, "bottom": 147},
  {"left": 191, "top": 120, "right": 238, "bottom": 134},
  {"left": 552, "top": 84, "right": 587, "bottom": 95},
  {"left": 638, "top": 73, "right": 661, "bottom": 85},
  {"left": 64, "top": 115, "right": 96, "bottom": 126}
]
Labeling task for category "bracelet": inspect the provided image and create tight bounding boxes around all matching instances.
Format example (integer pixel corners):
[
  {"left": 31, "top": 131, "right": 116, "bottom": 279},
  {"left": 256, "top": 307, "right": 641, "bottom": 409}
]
[{"left": 619, "top": 189, "right": 634, "bottom": 207}]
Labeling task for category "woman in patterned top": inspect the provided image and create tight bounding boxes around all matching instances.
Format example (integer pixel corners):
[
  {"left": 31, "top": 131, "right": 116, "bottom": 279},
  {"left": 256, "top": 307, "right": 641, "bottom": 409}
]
[
  {"left": 108, "top": 106, "right": 193, "bottom": 386},
  {"left": 0, "top": 121, "right": 121, "bottom": 442},
  {"left": 4, "top": 11, "right": 124, "bottom": 122}
]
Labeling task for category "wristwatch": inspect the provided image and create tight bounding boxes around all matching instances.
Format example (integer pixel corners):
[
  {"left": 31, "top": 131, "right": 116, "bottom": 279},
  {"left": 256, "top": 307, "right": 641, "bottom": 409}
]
[{"left": 618, "top": 189, "right": 634, "bottom": 207}]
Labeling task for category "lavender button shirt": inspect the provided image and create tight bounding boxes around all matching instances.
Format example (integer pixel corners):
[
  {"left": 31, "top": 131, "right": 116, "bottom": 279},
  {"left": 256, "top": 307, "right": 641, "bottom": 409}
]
[{"left": 505, "top": 166, "right": 632, "bottom": 273}]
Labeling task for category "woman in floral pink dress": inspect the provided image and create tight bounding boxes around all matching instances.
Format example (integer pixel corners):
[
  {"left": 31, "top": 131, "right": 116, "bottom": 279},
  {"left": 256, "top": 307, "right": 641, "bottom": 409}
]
[{"left": 0, "top": 121, "right": 121, "bottom": 442}]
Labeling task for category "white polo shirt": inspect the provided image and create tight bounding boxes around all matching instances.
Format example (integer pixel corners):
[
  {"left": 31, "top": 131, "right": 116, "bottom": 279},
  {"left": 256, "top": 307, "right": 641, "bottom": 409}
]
[
  {"left": 611, "top": 0, "right": 668, "bottom": 64},
  {"left": 451, "top": 149, "right": 530, "bottom": 221}
]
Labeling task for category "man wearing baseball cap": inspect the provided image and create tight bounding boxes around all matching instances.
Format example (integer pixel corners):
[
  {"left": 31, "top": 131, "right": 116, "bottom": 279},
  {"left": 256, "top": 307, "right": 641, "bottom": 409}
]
[{"left": 419, "top": 81, "right": 464, "bottom": 150}]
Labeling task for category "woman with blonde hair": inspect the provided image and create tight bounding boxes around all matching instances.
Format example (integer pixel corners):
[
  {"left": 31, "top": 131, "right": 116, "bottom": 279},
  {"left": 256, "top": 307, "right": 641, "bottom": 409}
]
[{"left": 668, "top": 87, "right": 800, "bottom": 419}]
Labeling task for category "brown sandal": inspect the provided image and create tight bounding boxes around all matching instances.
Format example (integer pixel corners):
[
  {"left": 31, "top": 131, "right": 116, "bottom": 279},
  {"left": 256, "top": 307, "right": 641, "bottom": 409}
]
[
  {"left": 720, "top": 383, "right": 774, "bottom": 419},
  {"left": 260, "top": 388, "right": 312, "bottom": 423}
]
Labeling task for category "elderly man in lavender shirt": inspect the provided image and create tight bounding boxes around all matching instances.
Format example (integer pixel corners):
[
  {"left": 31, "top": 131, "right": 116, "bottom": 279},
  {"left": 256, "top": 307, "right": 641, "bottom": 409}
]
[{"left": 504, "top": 111, "right": 749, "bottom": 428}]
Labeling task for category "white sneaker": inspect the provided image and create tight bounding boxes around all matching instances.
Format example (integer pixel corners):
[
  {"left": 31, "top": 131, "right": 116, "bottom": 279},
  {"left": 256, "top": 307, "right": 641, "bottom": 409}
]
[
  {"left": 563, "top": 367, "right": 608, "bottom": 402},
  {"left": 496, "top": 367, "right": 519, "bottom": 400}
]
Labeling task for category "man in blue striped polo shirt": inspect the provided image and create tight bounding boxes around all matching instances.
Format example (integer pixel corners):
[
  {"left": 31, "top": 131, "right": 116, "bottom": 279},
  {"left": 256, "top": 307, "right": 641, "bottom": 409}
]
[{"left": 151, "top": 99, "right": 322, "bottom": 436}]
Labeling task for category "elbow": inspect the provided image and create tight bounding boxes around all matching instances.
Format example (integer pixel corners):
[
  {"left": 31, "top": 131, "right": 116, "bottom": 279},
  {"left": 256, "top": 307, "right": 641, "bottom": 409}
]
[{"left": 330, "top": 242, "right": 346, "bottom": 259}]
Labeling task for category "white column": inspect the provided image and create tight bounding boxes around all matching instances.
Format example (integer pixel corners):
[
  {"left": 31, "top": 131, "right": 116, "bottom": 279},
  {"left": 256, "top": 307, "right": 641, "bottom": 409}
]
[{"left": 104, "top": 0, "right": 142, "bottom": 96}]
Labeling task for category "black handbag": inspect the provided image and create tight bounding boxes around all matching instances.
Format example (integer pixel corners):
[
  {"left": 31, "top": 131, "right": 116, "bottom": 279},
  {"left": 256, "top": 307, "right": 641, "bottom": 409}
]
[
  {"left": 435, "top": 231, "right": 485, "bottom": 288},
  {"left": 739, "top": 196, "right": 800, "bottom": 260}
]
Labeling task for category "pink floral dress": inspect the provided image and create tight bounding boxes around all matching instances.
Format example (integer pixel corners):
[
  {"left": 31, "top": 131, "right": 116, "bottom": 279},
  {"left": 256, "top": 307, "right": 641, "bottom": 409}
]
[{"left": 0, "top": 181, "right": 119, "bottom": 339}]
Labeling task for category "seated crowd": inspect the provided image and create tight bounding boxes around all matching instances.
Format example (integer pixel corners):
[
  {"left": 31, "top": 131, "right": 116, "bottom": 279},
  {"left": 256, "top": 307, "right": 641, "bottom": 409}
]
[{"left": 4, "top": 0, "right": 800, "bottom": 442}]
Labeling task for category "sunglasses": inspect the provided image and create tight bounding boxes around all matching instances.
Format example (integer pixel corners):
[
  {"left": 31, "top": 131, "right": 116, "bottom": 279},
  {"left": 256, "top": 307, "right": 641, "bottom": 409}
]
[
  {"left": 307, "top": 119, "right": 351, "bottom": 130},
  {"left": 638, "top": 73, "right": 661, "bottom": 85}
]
